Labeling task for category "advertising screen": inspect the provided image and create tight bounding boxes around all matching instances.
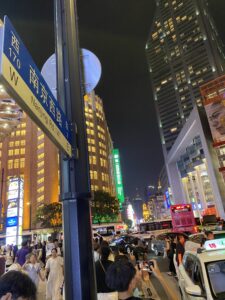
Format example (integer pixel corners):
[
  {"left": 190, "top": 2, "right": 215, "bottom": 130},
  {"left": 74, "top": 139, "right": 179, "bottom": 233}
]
[
  {"left": 6, "top": 226, "right": 17, "bottom": 236},
  {"left": 7, "top": 207, "right": 18, "bottom": 217},
  {"left": 204, "top": 101, "right": 225, "bottom": 143},
  {"left": 6, "top": 178, "right": 24, "bottom": 245},
  {"left": 201, "top": 76, "right": 225, "bottom": 144}
]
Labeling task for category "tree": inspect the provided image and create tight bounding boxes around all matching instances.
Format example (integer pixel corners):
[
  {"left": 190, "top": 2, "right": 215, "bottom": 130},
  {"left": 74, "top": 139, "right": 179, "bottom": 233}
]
[
  {"left": 34, "top": 202, "right": 62, "bottom": 232},
  {"left": 91, "top": 190, "right": 120, "bottom": 224}
]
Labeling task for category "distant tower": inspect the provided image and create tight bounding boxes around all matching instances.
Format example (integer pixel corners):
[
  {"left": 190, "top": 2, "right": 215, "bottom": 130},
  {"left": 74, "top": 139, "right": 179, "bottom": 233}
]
[
  {"left": 146, "top": 0, "right": 225, "bottom": 157},
  {"left": 132, "top": 189, "right": 144, "bottom": 222}
]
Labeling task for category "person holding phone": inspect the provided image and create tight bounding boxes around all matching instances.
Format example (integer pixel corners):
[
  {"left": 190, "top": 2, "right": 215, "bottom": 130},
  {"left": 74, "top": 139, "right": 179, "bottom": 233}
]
[{"left": 106, "top": 259, "right": 178, "bottom": 300}]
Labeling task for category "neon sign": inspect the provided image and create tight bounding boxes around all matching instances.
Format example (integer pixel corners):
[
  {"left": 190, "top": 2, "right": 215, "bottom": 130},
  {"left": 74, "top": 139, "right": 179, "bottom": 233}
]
[{"left": 112, "top": 149, "right": 125, "bottom": 204}]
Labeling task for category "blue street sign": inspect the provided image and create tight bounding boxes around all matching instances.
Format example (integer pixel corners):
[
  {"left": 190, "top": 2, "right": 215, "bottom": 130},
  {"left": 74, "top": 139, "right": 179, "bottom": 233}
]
[
  {"left": 0, "top": 16, "right": 72, "bottom": 156},
  {"left": 6, "top": 216, "right": 18, "bottom": 227}
]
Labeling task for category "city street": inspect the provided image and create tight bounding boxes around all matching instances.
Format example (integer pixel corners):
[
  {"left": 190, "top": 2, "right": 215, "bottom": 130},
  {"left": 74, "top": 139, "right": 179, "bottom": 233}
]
[
  {"left": 2, "top": 0, "right": 225, "bottom": 299},
  {"left": 149, "top": 255, "right": 181, "bottom": 300}
]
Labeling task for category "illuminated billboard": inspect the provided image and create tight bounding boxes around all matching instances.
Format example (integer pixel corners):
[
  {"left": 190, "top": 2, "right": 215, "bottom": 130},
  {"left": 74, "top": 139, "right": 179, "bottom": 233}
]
[
  {"left": 201, "top": 76, "right": 225, "bottom": 144},
  {"left": 6, "top": 178, "right": 24, "bottom": 245},
  {"left": 112, "top": 149, "right": 125, "bottom": 204}
]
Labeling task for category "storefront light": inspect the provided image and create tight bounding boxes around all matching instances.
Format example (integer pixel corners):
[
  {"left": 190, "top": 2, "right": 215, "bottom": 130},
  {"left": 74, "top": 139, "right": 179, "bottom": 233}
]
[{"left": 0, "top": 94, "right": 24, "bottom": 139}]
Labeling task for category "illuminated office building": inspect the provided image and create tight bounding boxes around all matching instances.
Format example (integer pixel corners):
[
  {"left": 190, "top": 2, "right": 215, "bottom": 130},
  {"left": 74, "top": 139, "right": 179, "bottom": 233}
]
[
  {"left": 166, "top": 106, "right": 225, "bottom": 218},
  {"left": 84, "top": 91, "right": 116, "bottom": 196},
  {"left": 146, "top": 0, "right": 225, "bottom": 156},
  {"left": 0, "top": 116, "right": 59, "bottom": 233},
  {"left": 0, "top": 91, "right": 115, "bottom": 235}
]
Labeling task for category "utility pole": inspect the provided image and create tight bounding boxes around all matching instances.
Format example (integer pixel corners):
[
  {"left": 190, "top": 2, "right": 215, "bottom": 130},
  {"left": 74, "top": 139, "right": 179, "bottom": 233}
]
[{"left": 54, "top": 0, "right": 97, "bottom": 299}]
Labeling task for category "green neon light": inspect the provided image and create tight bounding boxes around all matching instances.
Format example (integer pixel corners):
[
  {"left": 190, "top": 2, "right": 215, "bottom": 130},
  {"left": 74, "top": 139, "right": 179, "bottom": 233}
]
[{"left": 112, "top": 149, "right": 125, "bottom": 203}]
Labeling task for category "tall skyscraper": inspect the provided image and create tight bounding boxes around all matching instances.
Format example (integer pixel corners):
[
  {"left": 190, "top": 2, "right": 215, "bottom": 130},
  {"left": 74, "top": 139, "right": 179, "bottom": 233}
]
[
  {"left": 146, "top": 0, "right": 225, "bottom": 156},
  {"left": 84, "top": 91, "right": 116, "bottom": 196}
]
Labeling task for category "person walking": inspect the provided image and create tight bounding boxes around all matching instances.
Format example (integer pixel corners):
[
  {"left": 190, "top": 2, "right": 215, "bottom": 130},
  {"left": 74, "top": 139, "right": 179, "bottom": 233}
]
[
  {"left": 167, "top": 237, "right": 176, "bottom": 276},
  {"left": 15, "top": 241, "right": 29, "bottom": 266},
  {"left": 4, "top": 245, "right": 13, "bottom": 271},
  {"left": 22, "top": 253, "right": 44, "bottom": 288},
  {"left": 45, "top": 248, "right": 64, "bottom": 300},
  {"left": 176, "top": 234, "right": 186, "bottom": 266},
  {"left": 41, "top": 241, "right": 46, "bottom": 266}
]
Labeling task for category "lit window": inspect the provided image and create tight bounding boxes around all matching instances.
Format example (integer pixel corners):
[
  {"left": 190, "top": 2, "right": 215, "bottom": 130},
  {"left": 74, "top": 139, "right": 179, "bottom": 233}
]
[
  {"left": 8, "top": 150, "right": 13, "bottom": 156},
  {"left": 37, "top": 186, "right": 44, "bottom": 193},
  {"left": 16, "top": 131, "right": 20, "bottom": 137},
  {"left": 37, "top": 161, "right": 44, "bottom": 168},
  {"left": 89, "top": 156, "right": 97, "bottom": 165},
  {"left": 21, "top": 130, "right": 26, "bottom": 136},
  {"left": 21, "top": 123, "right": 26, "bottom": 128},
  {"left": 8, "top": 160, "right": 13, "bottom": 169},
  {"left": 11, "top": 132, "right": 15, "bottom": 137},
  {"left": 20, "top": 158, "right": 25, "bottom": 168},
  {"left": 102, "top": 173, "right": 106, "bottom": 181},
  {"left": 37, "top": 177, "right": 44, "bottom": 185},
  {"left": 15, "top": 141, "right": 20, "bottom": 146},
  {"left": 9, "top": 141, "right": 14, "bottom": 147},
  {"left": 161, "top": 79, "right": 168, "bottom": 85},
  {"left": 14, "top": 149, "right": 20, "bottom": 155},
  {"left": 37, "top": 143, "right": 44, "bottom": 150},
  {"left": 170, "top": 127, "right": 177, "bottom": 133},
  {"left": 14, "top": 159, "right": 19, "bottom": 169},
  {"left": 38, "top": 134, "right": 44, "bottom": 141},
  {"left": 37, "top": 195, "right": 44, "bottom": 202},
  {"left": 20, "top": 148, "right": 25, "bottom": 155},
  {"left": 37, "top": 169, "right": 44, "bottom": 176},
  {"left": 38, "top": 153, "right": 45, "bottom": 160}
]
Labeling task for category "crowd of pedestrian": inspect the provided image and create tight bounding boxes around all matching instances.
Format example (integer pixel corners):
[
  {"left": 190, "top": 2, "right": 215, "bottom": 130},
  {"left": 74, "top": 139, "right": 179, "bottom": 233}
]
[
  {"left": 0, "top": 231, "right": 214, "bottom": 300},
  {"left": 0, "top": 237, "right": 64, "bottom": 300},
  {"left": 93, "top": 237, "right": 178, "bottom": 300}
]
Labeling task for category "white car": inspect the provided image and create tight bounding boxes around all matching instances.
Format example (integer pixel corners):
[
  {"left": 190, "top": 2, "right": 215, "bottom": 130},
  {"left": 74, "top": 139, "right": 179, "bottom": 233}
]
[{"left": 178, "top": 238, "right": 225, "bottom": 299}]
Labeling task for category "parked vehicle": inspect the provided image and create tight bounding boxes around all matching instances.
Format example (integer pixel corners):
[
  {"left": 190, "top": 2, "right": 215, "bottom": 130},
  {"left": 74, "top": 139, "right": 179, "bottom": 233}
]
[
  {"left": 109, "top": 235, "right": 140, "bottom": 253},
  {"left": 178, "top": 238, "right": 225, "bottom": 299}
]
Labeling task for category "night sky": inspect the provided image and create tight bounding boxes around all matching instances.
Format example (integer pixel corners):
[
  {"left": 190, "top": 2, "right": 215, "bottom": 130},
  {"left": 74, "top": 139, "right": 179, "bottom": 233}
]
[{"left": 0, "top": 0, "right": 225, "bottom": 199}]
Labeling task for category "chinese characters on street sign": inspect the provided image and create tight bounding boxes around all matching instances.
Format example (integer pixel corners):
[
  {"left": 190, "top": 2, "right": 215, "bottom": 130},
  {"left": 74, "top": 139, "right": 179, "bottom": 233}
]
[{"left": 0, "top": 16, "right": 72, "bottom": 156}]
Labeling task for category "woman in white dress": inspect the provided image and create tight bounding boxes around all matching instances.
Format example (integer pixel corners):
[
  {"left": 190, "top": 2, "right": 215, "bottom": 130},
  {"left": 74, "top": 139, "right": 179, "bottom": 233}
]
[
  {"left": 22, "top": 253, "right": 44, "bottom": 287},
  {"left": 46, "top": 248, "right": 64, "bottom": 300}
]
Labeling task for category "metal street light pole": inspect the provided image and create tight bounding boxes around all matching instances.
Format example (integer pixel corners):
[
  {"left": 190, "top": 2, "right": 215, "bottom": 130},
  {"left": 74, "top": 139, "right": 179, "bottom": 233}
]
[{"left": 54, "top": 0, "right": 97, "bottom": 299}]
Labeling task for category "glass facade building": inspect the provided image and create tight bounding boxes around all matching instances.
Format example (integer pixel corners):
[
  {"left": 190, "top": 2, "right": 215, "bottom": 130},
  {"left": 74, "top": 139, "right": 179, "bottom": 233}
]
[{"left": 146, "top": 0, "right": 225, "bottom": 156}]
